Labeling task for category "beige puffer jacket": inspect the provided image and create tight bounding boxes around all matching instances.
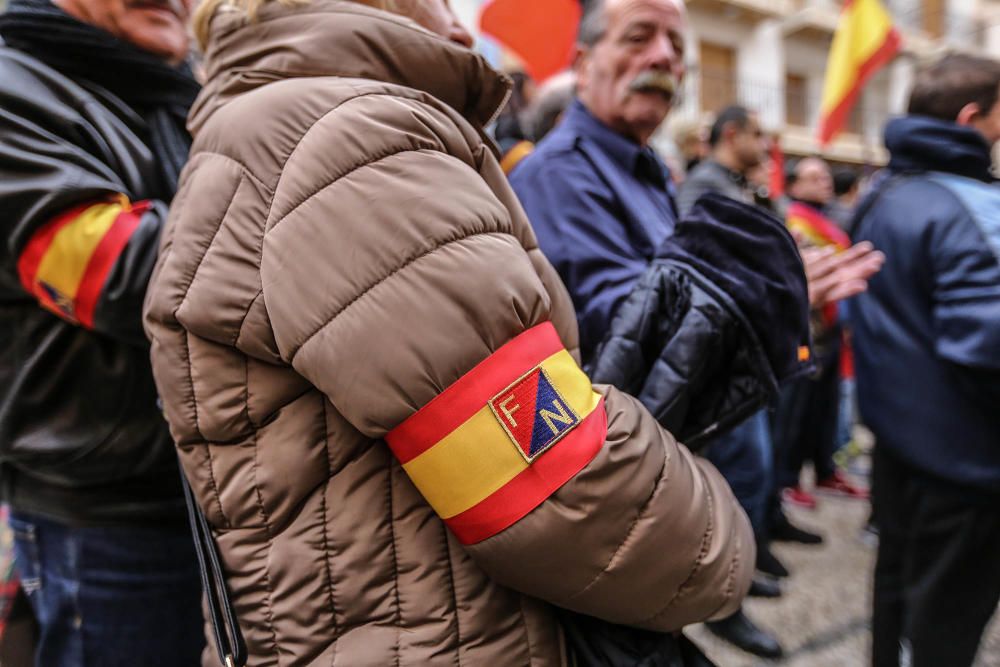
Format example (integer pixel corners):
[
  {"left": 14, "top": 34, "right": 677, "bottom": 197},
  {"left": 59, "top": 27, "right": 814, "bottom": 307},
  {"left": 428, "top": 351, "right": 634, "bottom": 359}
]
[{"left": 144, "top": 2, "right": 753, "bottom": 664}]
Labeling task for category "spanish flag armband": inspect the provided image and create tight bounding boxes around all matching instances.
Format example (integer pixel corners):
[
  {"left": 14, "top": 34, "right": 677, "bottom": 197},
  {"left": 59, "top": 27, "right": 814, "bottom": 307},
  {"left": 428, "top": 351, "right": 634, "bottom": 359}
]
[
  {"left": 16, "top": 196, "right": 149, "bottom": 327},
  {"left": 386, "top": 323, "right": 606, "bottom": 545}
]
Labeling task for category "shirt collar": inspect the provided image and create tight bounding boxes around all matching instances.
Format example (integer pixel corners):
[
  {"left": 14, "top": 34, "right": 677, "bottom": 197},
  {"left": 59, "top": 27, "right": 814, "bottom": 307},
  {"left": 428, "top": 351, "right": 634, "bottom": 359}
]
[
  {"left": 707, "top": 159, "right": 748, "bottom": 187},
  {"left": 562, "top": 98, "right": 669, "bottom": 188}
]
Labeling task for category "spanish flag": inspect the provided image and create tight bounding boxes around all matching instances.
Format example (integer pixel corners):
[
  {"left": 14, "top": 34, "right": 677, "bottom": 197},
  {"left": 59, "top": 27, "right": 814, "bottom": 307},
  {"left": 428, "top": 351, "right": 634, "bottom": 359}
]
[
  {"left": 386, "top": 323, "right": 605, "bottom": 545},
  {"left": 478, "top": 0, "right": 581, "bottom": 82},
  {"left": 817, "top": 0, "right": 901, "bottom": 146},
  {"left": 17, "top": 197, "right": 149, "bottom": 327},
  {"left": 786, "top": 201, "right": 850, "bottom": 252},
  {"left": 787, "top": 201, "right": 850, "bottom": 325}
]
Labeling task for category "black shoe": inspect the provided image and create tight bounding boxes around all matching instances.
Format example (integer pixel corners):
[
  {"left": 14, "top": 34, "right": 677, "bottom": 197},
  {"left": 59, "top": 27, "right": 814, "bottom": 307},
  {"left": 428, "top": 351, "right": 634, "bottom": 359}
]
[
  {"left": 706, "top": 609, "right": 783, "bottom": 659},
  {"left": 771, "top": 518, "right": 824, "bottom": 545},
  {"left": 748, "top": 575, "right": 782, "bottom": 598},
  {"left": 756, "top": 545, "right": 789, "bottom": 579}
]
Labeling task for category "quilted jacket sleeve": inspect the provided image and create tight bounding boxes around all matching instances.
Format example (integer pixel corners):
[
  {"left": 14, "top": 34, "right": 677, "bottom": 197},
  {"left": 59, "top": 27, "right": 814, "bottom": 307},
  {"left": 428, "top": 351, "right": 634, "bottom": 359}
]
[{"left": 261, "top": 95, "right": 752, "bottom": 632}]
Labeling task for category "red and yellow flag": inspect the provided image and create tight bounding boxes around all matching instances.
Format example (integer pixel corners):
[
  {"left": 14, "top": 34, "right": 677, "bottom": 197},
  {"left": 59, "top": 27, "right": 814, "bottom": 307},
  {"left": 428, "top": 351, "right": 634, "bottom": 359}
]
[
  {"left": 17, "top": 197, "right": 148, "bottom": 327},
  {"left": 386, "top": 323, "right": 605, "bottom": 545},
  {"left": 479, "top": 0, "right": 581, "bottom": 82},
  {"left": 787, "top": 201, "right": 850, "bottom": 326},
  {"left": 786, "top": 201, "right": 850, "bottom": 251},
  {"left": 769, "top": 135, "right": 786, "bottom": 200},
  {"left": 817, "top": 0, "right": 901, "bottom": 146}
]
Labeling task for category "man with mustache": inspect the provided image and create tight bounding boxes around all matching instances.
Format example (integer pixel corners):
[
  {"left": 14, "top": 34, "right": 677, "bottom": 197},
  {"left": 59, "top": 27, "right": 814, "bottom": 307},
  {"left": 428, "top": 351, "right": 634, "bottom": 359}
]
[
  {"left": 511, "top": 1, "right": 789, "bottom": 657},
  {"left": 0, "top": 0, "right": 204, "bottom": 662},
  {"left": 511, "top": 0, "right": 885, "bottom": 659},
  {"left": 510, "top": 0, "right": 685, "bottom": 364}
]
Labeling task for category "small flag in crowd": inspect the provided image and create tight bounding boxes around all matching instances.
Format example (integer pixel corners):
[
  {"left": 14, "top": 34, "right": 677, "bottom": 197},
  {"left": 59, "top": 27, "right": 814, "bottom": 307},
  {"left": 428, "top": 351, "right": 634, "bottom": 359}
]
[
  {"left": 478, "top": 0, "right": 581, "bottom": 82},
  {"left": 769, "top": 134, "right": 785, "bottom": 199},
  {"left": 786, "top": 201, "right": 852, "bottom": 326},
  {"left": 786, "top": 201, "right": 851, "bottom": 251},
  {"left": 817, "top": 0, "right": 901, "bottom": 146}
]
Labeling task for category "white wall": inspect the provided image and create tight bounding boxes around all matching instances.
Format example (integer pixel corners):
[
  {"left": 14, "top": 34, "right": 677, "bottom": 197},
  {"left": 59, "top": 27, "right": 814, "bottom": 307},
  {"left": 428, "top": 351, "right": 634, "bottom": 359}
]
[
  {"left": 452, "top": 0, "right": 484, "bottom": 38},
  {"left": 985, "top": 6, "right": 1000, "bottom": 56},
  {"left": 785, "top": 35, "right": 833, "bottom": 129},
  {"left": 887, "top": 57, "right": 915, "bottom": 117},
  {"left": 948, "top": 0, "right": 980, "bottom": 46},
  {"left": 738, "top": 20, "right": 785, "bottom": 129}
]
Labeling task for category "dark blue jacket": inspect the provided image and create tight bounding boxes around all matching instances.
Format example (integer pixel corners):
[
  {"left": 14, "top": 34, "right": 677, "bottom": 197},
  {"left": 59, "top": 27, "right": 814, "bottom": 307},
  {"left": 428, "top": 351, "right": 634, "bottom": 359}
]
[
  {"left": 851, "top": 116, "right": 1000, "bottom": 491},
  {"left": 509, "top": 99, "right": 677, "bottom": 362}
]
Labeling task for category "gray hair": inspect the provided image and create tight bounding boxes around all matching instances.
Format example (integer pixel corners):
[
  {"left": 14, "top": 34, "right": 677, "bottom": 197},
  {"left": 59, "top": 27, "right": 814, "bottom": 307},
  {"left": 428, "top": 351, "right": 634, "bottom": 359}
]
[
  {"left": 529, "top": 71, "right": 577, "bottom": 141},
  {"left": 577, "top": 0, "right": 607, "bottom": 48}
]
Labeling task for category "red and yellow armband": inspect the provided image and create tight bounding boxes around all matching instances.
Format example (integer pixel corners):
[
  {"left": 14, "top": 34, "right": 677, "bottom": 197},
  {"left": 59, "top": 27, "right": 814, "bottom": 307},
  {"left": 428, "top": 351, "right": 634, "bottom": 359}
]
[
  {"left": 16, "top": 196, "right": 149, "bottom": 327},
  {"left": 386, "top": 323, "right": 606, "bottom": 545}
]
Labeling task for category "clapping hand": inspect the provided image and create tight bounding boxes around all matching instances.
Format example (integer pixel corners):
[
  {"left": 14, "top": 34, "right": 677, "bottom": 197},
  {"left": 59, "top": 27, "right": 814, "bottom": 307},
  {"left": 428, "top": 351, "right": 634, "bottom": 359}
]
[{"left": 801, "top": 241, "right": 885, "bottom": 308}]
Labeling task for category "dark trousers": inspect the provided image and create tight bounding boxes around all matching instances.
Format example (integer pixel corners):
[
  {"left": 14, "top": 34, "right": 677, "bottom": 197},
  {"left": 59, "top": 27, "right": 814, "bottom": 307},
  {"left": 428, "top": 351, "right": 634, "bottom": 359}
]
[
  {"left": 705, "top": 409, "right": 772, "bottom": 538},
  {"left": 9, "top": 511, "right": 205, "bottom": 667},
  {"left": 772, "top": 340, "right": 841, "bottom": 489},
  {"left": 1, "top": 587, "right": 38, "bottom": 667},
  {"left": 871, "top": 445, "right": 1000, "bottom": 667}
]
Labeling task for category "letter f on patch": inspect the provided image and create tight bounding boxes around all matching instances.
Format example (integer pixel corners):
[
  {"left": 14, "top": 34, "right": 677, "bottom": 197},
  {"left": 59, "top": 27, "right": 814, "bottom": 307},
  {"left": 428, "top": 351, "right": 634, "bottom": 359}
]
[
  {"left": 489, "top": 367, "right": 580, "bottom": 462},
  {"left": 498, "top": 394, "right": 520, "bottom": 427}
]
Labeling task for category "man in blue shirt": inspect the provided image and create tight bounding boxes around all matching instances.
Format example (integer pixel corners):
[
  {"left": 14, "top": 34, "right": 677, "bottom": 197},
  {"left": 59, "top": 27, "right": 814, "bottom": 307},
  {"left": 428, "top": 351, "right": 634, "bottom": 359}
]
[
  {"left": 509, "top": 0, "right": 680, "bottom": 363},
  {"left": 509, "top": 0, "right": 785, "bottom": 658}
]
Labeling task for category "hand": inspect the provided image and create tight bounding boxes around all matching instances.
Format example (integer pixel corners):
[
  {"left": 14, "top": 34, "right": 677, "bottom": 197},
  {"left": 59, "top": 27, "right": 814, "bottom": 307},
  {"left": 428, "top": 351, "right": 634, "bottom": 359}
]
[{"left": 802, "top": 242, "right": 885, "bottom": 308}]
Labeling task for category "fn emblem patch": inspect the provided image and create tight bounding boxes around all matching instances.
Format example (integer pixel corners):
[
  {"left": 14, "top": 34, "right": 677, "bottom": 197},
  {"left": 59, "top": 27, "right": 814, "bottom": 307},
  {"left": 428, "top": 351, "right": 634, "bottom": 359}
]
[{"left": 489, "top": 367, "right": 580, "bottom": 462}]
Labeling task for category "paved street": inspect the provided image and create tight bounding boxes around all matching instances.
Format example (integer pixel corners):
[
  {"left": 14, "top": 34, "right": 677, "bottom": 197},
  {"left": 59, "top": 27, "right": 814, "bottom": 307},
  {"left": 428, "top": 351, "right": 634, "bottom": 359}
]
[{"left": 687, "top": 477, "right": 1000, "bottom": 666}]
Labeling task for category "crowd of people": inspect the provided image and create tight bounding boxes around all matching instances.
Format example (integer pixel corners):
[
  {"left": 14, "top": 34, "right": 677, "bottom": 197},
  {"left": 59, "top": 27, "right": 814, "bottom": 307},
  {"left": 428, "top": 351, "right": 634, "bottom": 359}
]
[{"left": 0, "top": 0, "right": 997, "bottom": 665}]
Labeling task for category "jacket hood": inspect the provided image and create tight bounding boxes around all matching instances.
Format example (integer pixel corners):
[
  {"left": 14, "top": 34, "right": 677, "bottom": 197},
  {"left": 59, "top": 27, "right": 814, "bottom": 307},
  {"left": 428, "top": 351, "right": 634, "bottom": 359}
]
[
  {"left": 188, "top": 0, "right": 511, "bottom": 136},
  {"left": 885, "top": 115, "right": 994, "bottom": 182}
]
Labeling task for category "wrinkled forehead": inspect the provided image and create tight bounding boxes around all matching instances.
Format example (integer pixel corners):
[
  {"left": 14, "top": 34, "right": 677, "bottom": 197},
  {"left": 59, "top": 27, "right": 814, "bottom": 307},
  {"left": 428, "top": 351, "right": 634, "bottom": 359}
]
[{"left": 605, "top": 0, "right": 687, "bottom": 29}]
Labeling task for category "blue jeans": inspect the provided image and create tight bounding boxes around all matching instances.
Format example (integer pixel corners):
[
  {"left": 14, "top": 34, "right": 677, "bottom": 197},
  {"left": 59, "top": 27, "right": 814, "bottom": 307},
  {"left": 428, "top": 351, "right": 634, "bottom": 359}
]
[
  {"left": 9, "top": 511, "right": 205, "bottom": 667},
  {"left": 705, "top": 409, "right": 772, "bottom": 536},
  {"left": 837, "top": 377, "right": 855, "bottom": 449}
]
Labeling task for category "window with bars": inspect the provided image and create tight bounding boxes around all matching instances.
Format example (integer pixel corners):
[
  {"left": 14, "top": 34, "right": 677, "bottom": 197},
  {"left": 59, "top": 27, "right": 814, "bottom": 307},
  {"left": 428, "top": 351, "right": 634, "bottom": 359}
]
[
  {"left": 923, "top": 0, "right": 945, "bottom": 38},
  {"left": 699, "top": 41, "right": 737, "bottom": 114},
  {"left": 785, "top": 73, "right": 808, "bottom": 126}
]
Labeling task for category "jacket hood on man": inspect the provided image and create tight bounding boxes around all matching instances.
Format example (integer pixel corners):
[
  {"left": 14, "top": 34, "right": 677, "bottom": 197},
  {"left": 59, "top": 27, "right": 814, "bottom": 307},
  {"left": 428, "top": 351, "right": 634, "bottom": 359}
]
[
  {"left": 885, "top": 115, "right": 994, "bottom": 182},
  {"left": 145, "top": 1, "right": 752, "bottom": 664},
  {"left": 189, "top": 0, "right": 511, "bottom": 136}
]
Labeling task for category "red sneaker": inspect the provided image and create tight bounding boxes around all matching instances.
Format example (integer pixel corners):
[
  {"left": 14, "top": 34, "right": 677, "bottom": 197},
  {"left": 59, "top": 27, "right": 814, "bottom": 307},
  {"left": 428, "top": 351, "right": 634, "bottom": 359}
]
[
  {"left": 782, "top": 486, "right": 818, "bottom": 510},
  {"left": 816, "top": 470, "right": 870, "bottom": 499}
]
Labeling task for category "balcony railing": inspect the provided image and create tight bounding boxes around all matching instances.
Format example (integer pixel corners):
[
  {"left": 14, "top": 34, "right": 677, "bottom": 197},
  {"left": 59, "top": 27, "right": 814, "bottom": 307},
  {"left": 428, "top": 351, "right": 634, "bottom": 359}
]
[
  {"left": 786, "top": 0, "right": 992, "bottom": 50},
  {"left": 676, "top": 69, "right": 893, "bottom": 140}
]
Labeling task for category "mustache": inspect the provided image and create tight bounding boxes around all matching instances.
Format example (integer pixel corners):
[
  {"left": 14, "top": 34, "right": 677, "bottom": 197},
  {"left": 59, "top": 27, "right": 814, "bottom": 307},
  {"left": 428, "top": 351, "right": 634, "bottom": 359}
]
[{"left": 628, "top": 71, "right": 678, "bottom": 99}]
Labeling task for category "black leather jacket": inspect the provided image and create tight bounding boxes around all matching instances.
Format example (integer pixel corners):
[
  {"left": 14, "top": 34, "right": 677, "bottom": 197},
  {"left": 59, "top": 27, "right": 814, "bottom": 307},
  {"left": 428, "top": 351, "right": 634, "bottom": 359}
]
[
  {"left": 0, "top": 46, "right": 185, "bottom": 525},
  {"left": 589, "top": 194, "right": 814, "bottom": 450}
]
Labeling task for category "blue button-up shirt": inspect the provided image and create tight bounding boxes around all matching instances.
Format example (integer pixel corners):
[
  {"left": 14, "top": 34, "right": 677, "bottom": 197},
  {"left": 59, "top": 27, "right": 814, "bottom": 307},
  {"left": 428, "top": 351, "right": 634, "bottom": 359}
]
[{"left": 510, "top": 99, "right": 678, "bottom": 362}]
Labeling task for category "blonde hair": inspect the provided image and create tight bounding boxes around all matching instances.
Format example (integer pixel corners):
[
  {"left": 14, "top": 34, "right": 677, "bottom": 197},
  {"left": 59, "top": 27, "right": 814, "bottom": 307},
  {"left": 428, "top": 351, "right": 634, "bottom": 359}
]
[{"left": 192, "top": 0, "right": 396, "bottom": 50}]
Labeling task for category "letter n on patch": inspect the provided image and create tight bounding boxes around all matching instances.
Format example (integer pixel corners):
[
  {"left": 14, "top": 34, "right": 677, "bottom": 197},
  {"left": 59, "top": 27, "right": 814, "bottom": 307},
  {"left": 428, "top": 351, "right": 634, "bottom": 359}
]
[{"left": 489, "top": 367, "right": 580, "bottom": 462}]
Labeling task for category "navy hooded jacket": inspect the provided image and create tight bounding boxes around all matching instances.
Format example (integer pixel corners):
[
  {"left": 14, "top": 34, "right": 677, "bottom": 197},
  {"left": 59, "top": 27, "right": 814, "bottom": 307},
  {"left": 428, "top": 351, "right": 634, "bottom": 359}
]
[{"left": 851, "top": 116, "right": 1000, "bottom": 492}]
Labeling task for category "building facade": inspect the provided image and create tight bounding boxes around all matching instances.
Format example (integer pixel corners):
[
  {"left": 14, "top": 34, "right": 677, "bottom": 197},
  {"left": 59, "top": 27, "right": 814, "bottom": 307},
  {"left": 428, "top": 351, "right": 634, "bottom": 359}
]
[
  {"left": 678, "top": 0, "right": 1000, "bottom": 164},
  {"left": 456, "top": 0, "right": 1000, "bottom": 165}
]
